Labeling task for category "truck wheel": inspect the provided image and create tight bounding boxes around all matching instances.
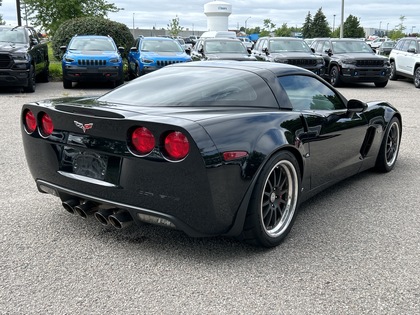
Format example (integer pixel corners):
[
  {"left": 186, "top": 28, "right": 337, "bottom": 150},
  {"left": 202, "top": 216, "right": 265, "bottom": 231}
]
[
  {"left": 329, "top": 65, "right": 342, "bottom": 87},
  {"left": 63, "top": 78, "right": 72, "bottom": 89},
  {"left": 389, "top": 61, "right": 398, "bottom": 80},
  {"left": 39, "top": 65, "right": 50, "bottom": 83},
  {"left": 24, "top": 65, "right": 36, "bottom": 93},
  {"left": 414, "top": 67, "right": 420, "bottom": 88},
  {"left": 374, "top": 81, "right": 388, "bottom": 87}
]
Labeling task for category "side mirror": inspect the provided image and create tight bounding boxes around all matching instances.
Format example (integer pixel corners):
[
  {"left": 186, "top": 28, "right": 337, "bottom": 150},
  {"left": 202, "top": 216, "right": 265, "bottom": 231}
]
[
  {"left": 118, "top": 46, "right": 125, "bottom": 53},
  {"left": 326, "top": 49, "right": 333, "bottom": 56},
  {"left": 60, "top": 45, "right": 67, "bottom": 52},
  {"left": 263, "top": 47, "right": 269, "bottom": 56},
  {"left": 130, "top": 46, "right": 138, "bottom": 53},
  {"left": 347, "top": 99, "right": 367, "bottom": 113}
]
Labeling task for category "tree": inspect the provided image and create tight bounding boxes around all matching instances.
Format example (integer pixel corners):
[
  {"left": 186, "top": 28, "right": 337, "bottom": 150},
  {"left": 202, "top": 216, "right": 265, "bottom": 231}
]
[
  {"left": 274, "top": 23, "right": 291, "bottom": 37},
  {"left": 167, "top": 16, "right": 183, "bottom": 37},
  {"left": 52, "top": 17, "right": 133, "bottom": 60},
  {"left": 389, "top": 15, "right": 406, "bottom": 40},
  {"left": 342, "top": 15, "right": 365, "bottom": 38},
  {"left": 311, "top": 7, "right": 331, "bottom": 38},
  {"left": 23, "top": 0, "right": 119, "bottom": 36},
  {"left": 263, "top": 19, "right": 276, "bottom": 33},
  {"left": 302, "top": 11, "right": 313, "bottom": 38}
]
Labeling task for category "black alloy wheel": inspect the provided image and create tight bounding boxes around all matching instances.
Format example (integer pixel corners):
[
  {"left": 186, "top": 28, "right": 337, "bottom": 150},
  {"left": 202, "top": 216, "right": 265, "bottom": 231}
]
[
  {"left": 389, "top": 61, "right": 398, "bottom": 80},
  {"left": 329, "top": 65, "right": 342, "bottom": 87},
  {"left": 375, "top": 117, "right": 401, "bottom": 172},
  {"left": 243, "top": 151, "right": 301, "bottom": 247},
  {"left": 414, "top": 67, "right": 420, "bottom": 88}
]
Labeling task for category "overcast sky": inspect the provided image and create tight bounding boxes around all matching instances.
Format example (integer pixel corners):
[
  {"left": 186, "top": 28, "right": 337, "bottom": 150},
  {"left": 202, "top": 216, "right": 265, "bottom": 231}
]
[{"left": 1, "top": 0, "right": 418, "bottom": 34}]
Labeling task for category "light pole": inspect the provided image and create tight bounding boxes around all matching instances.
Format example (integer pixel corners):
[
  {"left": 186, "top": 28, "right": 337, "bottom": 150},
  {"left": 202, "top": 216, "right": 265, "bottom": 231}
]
[
  {"left": 333, "top": 14, "right": 336, "bottom": 33},
  {"left": 245, "top": 16, "right": 251, "bottom": 32},
  {"left": 387, "top": 23, "right": 389, "bottom": 36},
  {"left": 379, "top": 21, "right": 382, "bottom": 36},
  {"left": 412, "top": 26, "right": 416, "bottom": 35},
  {"left": 340, "top": 0, "right": 344, "bottom": 38},
  {"left": 133, "top": 13, "right": 135, "bottom": 30}
]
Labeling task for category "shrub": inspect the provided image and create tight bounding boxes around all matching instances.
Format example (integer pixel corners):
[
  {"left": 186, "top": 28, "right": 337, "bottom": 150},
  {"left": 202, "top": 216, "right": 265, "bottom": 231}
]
[{"left": 52, "top": 17, "right": 134, "bottom": 61}]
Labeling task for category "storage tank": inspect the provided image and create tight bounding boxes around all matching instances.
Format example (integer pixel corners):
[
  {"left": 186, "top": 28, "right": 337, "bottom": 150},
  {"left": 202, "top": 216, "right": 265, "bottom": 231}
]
[{"left": 204, "top": 1, "right": 232, "bottom": 31}]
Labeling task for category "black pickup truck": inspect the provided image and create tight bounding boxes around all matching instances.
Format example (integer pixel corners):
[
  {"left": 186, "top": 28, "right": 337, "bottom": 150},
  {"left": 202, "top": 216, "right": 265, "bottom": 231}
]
[{"left": 0, "top": 25, "right": 49, "bottom": 92}]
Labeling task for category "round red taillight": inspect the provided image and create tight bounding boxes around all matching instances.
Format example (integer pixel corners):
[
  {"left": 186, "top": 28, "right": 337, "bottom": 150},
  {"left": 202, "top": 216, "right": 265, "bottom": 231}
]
[
  {"left": 164, "top": 131, "right": 189, "bottom": 160},
  {"left": 131, "top": 127, "right": 155, "bottom": 155},
  {"left": 24, "top": 110, "right": 37, "bottom": 133},
  {"left": 41, "top": 113, "right": 54, "bottom": 137}
]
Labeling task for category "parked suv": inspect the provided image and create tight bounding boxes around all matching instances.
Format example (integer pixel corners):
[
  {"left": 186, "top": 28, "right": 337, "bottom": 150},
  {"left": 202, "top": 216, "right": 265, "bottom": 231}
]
[
  {"left": 61, "top": 35, "right": 124, "bottom": 89},
  {"left": 389, "top": 37, "right": 420, "bottom": 88},
  {"left": 0, "top": 25, "right": 49, "bottom": 92},
  {"left": 191, "top": 38, "right": 256, "bottom": 61},
  {"left": 127, "top": 36, "right": 191, "bottom": 78},
  {"left": 311, "top": 38, "right": 391, "bottom": 87},
  {"left": 252, "top": 37, "right": 325, "bottom": 76}
]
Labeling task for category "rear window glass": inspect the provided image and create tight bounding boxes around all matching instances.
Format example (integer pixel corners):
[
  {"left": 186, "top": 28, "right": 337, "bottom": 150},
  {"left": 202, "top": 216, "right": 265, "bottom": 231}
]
[{"left": 98, "top": 66, "right": 278, "bottom": 108}]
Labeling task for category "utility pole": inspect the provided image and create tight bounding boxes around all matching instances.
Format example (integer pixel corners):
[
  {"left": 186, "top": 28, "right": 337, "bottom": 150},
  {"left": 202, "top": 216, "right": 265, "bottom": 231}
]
[{"left": 16, "top": 0, "right": 22, "bottom": 26}]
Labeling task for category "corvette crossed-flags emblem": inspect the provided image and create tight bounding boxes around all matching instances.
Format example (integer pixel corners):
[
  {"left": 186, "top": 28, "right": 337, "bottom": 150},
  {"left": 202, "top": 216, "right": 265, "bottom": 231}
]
[{"left": 74, "top": 121, "right": 93, "bottom": 133}]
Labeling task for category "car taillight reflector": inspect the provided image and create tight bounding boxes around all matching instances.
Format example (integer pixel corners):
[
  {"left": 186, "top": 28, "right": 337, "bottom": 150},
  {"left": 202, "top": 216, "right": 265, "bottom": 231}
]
[
  {"left": 24, "top": 110, "right": 37, "bottom": 133},
  {"left": 164, "top": 131, "right": 189, "bottom": 160},
  {"left": 41, "top": 113, "right": 54, "bottom": 137},
  {"left": 223, "top": 151, "right": 249, "bottom": 161},
  {"left": 131, "top": 127, "right": 155, "bottom": 155}
]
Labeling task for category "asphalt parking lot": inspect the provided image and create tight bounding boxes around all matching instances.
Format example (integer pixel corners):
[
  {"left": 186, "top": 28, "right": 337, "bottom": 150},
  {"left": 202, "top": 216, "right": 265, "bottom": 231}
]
[{"left": 1, "top": 80, "right": 419, "bottom": 314}]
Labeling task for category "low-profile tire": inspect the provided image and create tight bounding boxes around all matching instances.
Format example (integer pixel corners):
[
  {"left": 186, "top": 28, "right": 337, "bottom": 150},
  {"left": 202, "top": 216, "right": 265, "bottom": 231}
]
[
  {"left": 329, "top": 65, "right": 342, "bottom": 87},
  {"left": 389, "top": 61, "right": 398, "bottom": 80},
  {"left": 63, "top": 78, "right": 72, "bottom": 89},
  {"left": 242, "top": 151, "right": 301, "bottom": 247},
  {"left": 414, "top": 67, "right": 420, "bottom": 88},
  {"left": 374, "top": 80, "right": 388, "bottom": 87},
  {"left": 375, "top": 117, "right": 401, "bottom": 173},
  {"left": 24, "top": 65, "right": 36, "bottom": 93}
]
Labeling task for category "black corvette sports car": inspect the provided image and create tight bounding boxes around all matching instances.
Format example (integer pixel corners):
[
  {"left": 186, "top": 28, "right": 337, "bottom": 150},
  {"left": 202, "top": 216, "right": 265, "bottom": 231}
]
[{"left": 21, "top": 61, "right": 402, "bottom": 247}]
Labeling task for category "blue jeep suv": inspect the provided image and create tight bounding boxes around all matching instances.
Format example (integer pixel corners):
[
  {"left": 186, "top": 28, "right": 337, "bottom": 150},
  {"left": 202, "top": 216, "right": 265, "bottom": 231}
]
[
  {"left": 127, "top": 36, "right": 191, "bottom": 78},
  {"left": 61, "top": 35, "right": 124, "bottom": 88}
]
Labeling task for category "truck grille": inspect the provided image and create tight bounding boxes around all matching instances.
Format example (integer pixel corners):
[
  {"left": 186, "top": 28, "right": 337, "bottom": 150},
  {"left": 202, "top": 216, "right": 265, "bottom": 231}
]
[
  {"left": 77, "top": 59, "right": 107, "bottom": 66},
  {"left": 356, "top": 59, "right": 384, "bottom": 67},
  {"left": 0, "top": 54, "right": 12, "bottom": 69},
  {"left": 287, "top": 59, "right": 317, "bottom": 66}
]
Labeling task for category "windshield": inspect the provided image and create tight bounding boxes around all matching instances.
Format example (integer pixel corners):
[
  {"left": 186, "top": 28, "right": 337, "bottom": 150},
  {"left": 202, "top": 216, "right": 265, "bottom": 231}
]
[
  {"left": 98, "top": 66, "right": 278, "bottom": 108},
  {"left": 204, "top": 40, "right": 247, "bottom": 53},
  {"left": 0, "top": 29, "right": 27, "bottom": 44},
  {"left": 332, "top": 40, "right": 374, "bottom": 53},
  {"left": 141, "top": 40, "right": 183, "bottom": 52},
  {"left": 269, "top": 39, "right": 311, "bottom": 52},
  {"left": 69, "top": 37, "right": 116, "bottom": 51}
]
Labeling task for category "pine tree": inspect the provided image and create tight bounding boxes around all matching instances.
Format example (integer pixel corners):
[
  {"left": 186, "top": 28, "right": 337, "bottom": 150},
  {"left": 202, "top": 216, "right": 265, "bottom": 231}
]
[
  {"left": 302, "top": 11, "right": 312, "bottom": 38},
  {"left": 312, "top": 8, "right": 331, "bottom": 38}
]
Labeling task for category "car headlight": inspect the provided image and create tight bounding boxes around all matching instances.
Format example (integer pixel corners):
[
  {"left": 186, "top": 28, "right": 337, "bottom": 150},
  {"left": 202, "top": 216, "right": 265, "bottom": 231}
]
[
  {"left": 317, "top": 58, "right": 325, "bottom": 65},
  {"left": 109, "top": 58, "right": 120, "bottom": 63},
  {"left": 11, "top": 53, "right": 30, "bottom": 63},
  {"left": 340, "top": 59, "right": 357, "bottom": 65},
  {"left": 64, "top": 57, "right": 75, "bottom": 62},
  {"left": 141, "top": 58, "right": 154, "bottom": 64},
  {"left": 274, "top": 58, "right": 288, "bottom": 63}
]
